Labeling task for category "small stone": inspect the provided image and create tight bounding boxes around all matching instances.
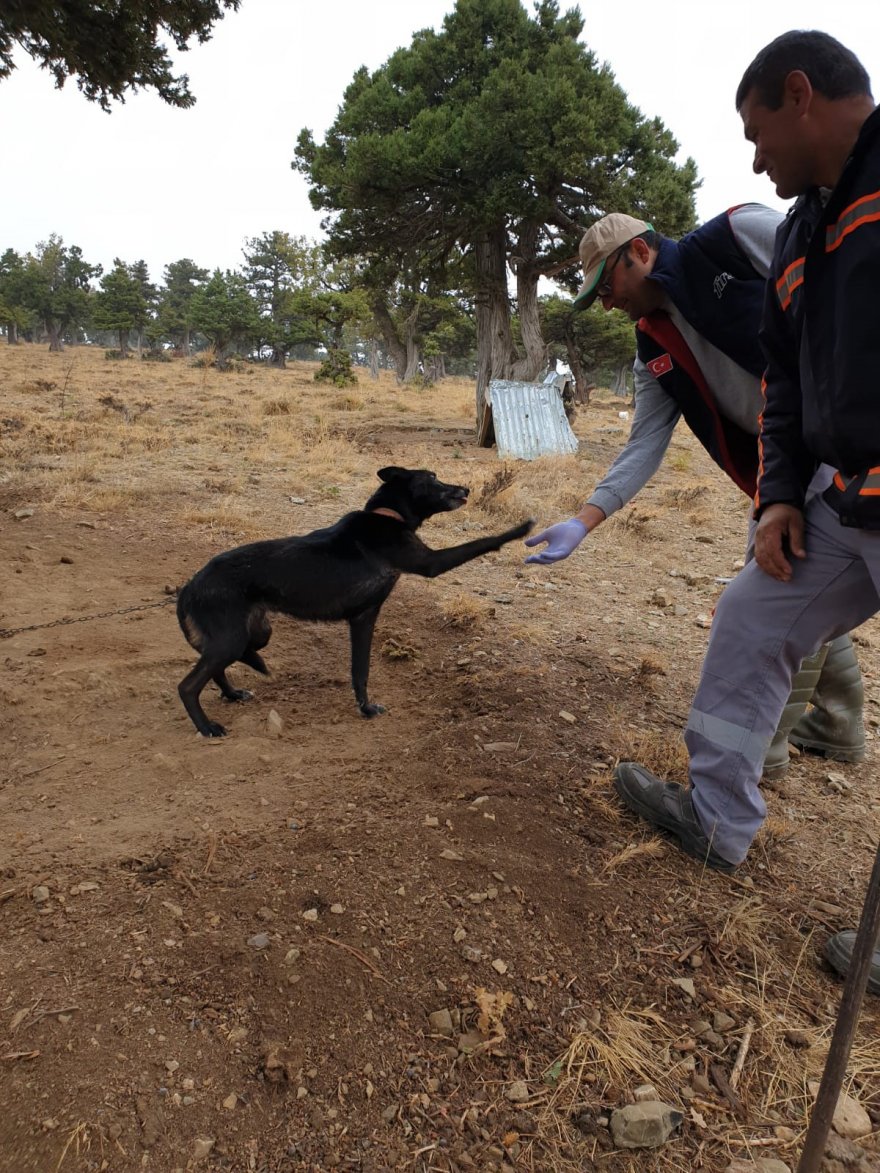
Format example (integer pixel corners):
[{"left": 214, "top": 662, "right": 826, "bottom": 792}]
[
  {"left": 284, "top": 947, "right": 301, "bottom": 966},
  {"left": 60, "top": 555, "right": 74, "bottom": 564},
  {"left": 248, "top": 933, "right": 270, "bottom": 950},
  {"left": 165, "top": 1059, "right": 179, "bottom": 1074},
  {"left": 13, "top": 508, "right": 35, "bottom": 520},
  {"left": 491, "top": 959, "right": 508, "bottom": 975},
  {"left": 440, "top": 849, "right": 464, "bottom": 861},
  {"left": 191, "top": 1137, "right": 215, "bottom": 1162},
  {"left": 428, "top": 1009, "right": 454, "bottom": 1037},
  {"left": 672, "top": 978, "right": 696, "bottom": 999},
  {"left": 302, "top": 908, "right": 319, "bottom": 922},
  {"left": 695, "top": 614, "right": 712, "bottom": 629},
  {"left": 329, "top": 904, "right": 344, "bottom": 915},
  {"left": 634, "top": 1083, "right": 658, "bottom": 1102},
  {"left": 222, "top": 1093, "right": 237, "bottom": 1110},
  {"left": 610, "top": 1101, "right": 683, "bottom": 1149},
  {"left": 784, "top": 1029, "right": 811, "bottom": 1048},
  {"left": 651, "top": 589, "right": 672, "bottom": 608},
  {"left": 506, "top": 1081, "right": 530, "bottom": 1103},
  {"left": 713, "top": 1011, "right": 736, "bottom": 1033},
  {"left": 460, "top": 945, "right": 483, "bottom": 963},
  {"left": 267, "top": 710, "right": 284, "bottom": 737},
  {"left": 559, "top": 710, "right": 577, "bottom": 724},
  {"left": 31, "top": 886, "right": 50, "bottom": 904},
  {"left": 808, "top": 1081, "right": 871, "bottom": 1139},
  {"left": 482, "top": 742, "right": 516, "bottom": 752},
  {"left": 423, "top": 816, "right": 440, "bottom": 827}
]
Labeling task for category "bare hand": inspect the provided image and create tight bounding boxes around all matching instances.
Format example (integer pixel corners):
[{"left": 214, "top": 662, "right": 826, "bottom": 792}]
[{"left": 754, "top": 504, "right": 806, "bottom": 581}]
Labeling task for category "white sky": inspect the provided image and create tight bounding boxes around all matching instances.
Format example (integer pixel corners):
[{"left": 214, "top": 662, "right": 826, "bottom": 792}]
[{"left": 2, "top": 0, "right": 879, "bottom": 284}]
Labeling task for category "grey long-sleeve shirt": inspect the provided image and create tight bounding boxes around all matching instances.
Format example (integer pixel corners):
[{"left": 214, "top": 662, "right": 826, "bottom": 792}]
[{"left": 587, "top": 204, "right": 782, "bottom": 520}]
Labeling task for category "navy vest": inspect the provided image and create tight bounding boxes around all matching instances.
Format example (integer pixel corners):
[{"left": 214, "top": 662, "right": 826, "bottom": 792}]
[{"left": 635, "top": 209, "right": 767, "bottom": 497}]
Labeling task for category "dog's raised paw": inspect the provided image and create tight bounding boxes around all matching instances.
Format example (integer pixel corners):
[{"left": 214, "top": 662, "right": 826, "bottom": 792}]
[{"left": 222, "top": 689, "right": 254, "bottom": 704}]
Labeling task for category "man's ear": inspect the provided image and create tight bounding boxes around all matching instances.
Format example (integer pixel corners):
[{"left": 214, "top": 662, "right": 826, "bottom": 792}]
[
  {"left": 784, "top": 69, "right": 814, "bottom": 115},
  {"left": 631, "top": 237, "right": 653, "bottom": 265}
]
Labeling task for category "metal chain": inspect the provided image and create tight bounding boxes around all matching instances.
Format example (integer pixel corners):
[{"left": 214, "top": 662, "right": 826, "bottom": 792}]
[{"left": 0, "top": 596, "right": 177, "bottom": 640}]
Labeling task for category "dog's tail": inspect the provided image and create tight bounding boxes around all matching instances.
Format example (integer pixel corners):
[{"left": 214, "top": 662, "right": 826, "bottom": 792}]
[{"left": 240, "top": 649, "right": 270, "bottom": 675}]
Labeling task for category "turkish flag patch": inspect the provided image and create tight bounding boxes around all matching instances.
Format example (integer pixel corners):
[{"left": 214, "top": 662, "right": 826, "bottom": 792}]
[{"left": 647, "top": 353, "right": 673, "bottom": 377}]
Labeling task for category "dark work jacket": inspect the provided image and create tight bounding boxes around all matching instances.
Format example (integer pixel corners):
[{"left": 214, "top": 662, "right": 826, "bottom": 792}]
[
  {"left": 757, "top": 106, "right": 880, "bottom": 528},
  {"left": 635, "top": 208, "right": 768, "bottom": 497}
]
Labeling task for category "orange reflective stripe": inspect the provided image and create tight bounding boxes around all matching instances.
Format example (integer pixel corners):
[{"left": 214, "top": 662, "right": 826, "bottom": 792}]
[
  {"left": 754, "top": 375, "right": 767, "bottom": 508},
  {"left": 826, "top": 188, "right": 880, "bottom": 252},
  {"left": 775, "top": 256, "right": 805, "bottom": 311},
  {"left": 830, "top": 467, "right": 880, "bottom": 495}
]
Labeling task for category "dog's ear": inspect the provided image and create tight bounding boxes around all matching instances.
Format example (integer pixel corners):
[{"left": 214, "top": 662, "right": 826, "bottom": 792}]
[{"left": 377, "top": 466, "right": 409, "bottom": 483}]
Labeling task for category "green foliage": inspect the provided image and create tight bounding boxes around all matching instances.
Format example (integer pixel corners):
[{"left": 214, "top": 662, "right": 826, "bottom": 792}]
[
  {"left": 92, "top": 258, "right": 150, "bottom": 352},
  {"left": 17, "top": 235, "right": 100, "bottom": 349},
  {"left": 314, "top": 349, "right": 357, "bottom": 387},
  {"left": 0, "top": 0, "right": 241, "bottom": 109},
  {"left": 241, "top": 232, "right": 323, "bottom": 362},
  {"left": 190, "top": 269, "right": 260, "bottom": 364},
  {"left": 156, "top": 258, "right": 209, "bottom": 351},
  {"left": 295, "top": 0, "right": 698, "bottom": 389},
  {"left": 541, "top": 294, "right": 634, "bottom": 380}
]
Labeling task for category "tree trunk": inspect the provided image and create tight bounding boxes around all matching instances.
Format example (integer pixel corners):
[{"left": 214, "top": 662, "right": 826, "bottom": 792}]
[
  {"left": 6, "top": 321, "right": 19, "bottom": 344},
  {"left": 270, "top": 346, "right": 287, "bottom": 368},
  {"left": 474, "top": 225, "right": 518, "bottom": 442},
  {"left": 183, "top": 327, "right": 191, "bottom": 356},
  {"left": 368, "top": 339, "right": 379, "bottom": 380},
  {"left": 402, "top": 302, "right": 421, "bottom": 381},
  {"left": 565, "top": 336, "right": 591, "bottom": 404},
  {"left": 371, "top": 299, "right": 407, "bottom": 383},
  {"left": 46, "top": 319, "right": 63, "bottom": 352},
  {"left": 511, "top": 221, "right": 546, "bottom": 381},
  {"left": 118, "top": 329, "right": 130, "bottom": 355}
]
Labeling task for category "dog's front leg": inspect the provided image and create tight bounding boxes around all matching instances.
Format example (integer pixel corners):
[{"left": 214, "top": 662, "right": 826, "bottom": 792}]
[{"left": 349, "top": 606, "right": 385, "bottom": 717}]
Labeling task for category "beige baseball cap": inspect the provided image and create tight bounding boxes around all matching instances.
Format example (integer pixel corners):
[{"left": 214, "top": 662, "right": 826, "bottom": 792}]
[{"left": 573, "top": 213, "right": 653, "bottom": 309}]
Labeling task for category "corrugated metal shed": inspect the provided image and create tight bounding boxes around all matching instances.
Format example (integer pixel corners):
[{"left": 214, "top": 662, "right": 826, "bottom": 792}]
[{"left": 486, "top": 379, "right": 579, "bottom": 461}]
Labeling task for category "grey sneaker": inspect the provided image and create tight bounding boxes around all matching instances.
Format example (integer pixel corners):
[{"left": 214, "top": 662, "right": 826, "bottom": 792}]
[
  {"left": 823, "top": 931, "right": 880, "bottom": 995},
  {"left": 613, "top": 762, "right": 737, "bottom": 874}
]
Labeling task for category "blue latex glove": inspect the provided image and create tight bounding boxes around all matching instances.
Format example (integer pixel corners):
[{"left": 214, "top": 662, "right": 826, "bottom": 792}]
[{"left": 523, "top": 517, "right": 588, "bottom": 564}]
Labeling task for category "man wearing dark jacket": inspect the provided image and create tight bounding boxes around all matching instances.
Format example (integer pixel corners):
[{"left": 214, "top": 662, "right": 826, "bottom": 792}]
[
  {"left": 525, "top": 204, "right": 864, "bottom": 775},
  {"left": 612, "top": 30, "right": 880, "bottom": 990}
]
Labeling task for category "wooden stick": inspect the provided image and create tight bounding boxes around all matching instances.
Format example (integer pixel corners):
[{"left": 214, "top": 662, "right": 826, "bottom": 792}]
[
  {"left": 316, "top": 935, "right": 391, "bottom": 985},
  {"left": 798, "top": 841, "right": 880, "bottom": 1173},
  {"left": 729, "top": 1016, "right": 755, "bottom": 1091}
]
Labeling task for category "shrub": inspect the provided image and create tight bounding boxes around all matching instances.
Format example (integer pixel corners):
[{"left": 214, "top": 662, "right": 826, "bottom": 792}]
[{"left": 314, "top": 349, "right": 357, "bottom": 388}]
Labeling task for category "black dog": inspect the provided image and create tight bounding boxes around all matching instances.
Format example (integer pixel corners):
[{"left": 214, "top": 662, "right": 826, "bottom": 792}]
[{"left": 176, "top": 467, "right": 532, "bottom": 736}]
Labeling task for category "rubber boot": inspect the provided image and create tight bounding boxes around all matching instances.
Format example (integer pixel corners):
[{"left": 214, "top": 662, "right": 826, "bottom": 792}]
[
  {"left": 763, "top": 646, "right": 829, "bottom": 779},
  {"left": 790, "top": 634, "right": 865, "bottom": 763}
]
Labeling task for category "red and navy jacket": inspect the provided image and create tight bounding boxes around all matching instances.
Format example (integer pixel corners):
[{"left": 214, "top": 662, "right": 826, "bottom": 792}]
[
  {"left": 757, "top": 106, "right": 880, "bottom": 528},
  {"left": 635, "top": 209, "right": 768, "bottom": 497}
]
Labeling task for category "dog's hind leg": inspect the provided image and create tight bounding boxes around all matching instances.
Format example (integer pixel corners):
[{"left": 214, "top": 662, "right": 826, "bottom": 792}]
[
  {"left": 213, "top": 668, "right": 254, "bottom": 704},
  {"left": 179, "top": 654, "right": 232, "bottom": 737},
  {"left": 179, "top": 627, "right": 252, "bottom": 736},
  {"left": 239, "top": 648, "right": 269, "bottom": 675},
  {"left": 349, "top": 606, "right": 385, "bottom": 717}
]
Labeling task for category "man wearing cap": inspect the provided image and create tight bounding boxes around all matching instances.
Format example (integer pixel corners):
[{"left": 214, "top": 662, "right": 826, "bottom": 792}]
[{"left": 523, "top": 204, "right": 865, "bottom": 777}]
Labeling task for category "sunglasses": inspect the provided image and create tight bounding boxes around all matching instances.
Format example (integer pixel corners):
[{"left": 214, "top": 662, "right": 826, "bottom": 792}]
[{"left": 596, "top": 246, "right": 628, "bottom": 298}]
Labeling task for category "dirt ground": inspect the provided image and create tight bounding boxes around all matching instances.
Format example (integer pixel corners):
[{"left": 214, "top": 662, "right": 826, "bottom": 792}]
[{"left": 2, "top": 346, "right": 880, "bottom": 1173}]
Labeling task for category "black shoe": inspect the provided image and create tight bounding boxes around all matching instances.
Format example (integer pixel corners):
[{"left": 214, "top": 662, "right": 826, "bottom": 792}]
[
  {"left": 824, "top": 931, "right": 880, "bottom": 995},
  {"left": 613, "top": 762, "right": 738, "bottom": 874}
]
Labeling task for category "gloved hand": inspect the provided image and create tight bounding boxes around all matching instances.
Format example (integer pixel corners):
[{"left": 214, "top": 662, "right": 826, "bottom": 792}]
[{"left": 523, "top": 517, "right": 588, "bottom": 564}]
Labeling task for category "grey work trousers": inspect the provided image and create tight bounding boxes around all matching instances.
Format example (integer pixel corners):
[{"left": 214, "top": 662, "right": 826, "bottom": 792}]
[{"left": 684, "top": 495, "right": 880, "bottom": 864}]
